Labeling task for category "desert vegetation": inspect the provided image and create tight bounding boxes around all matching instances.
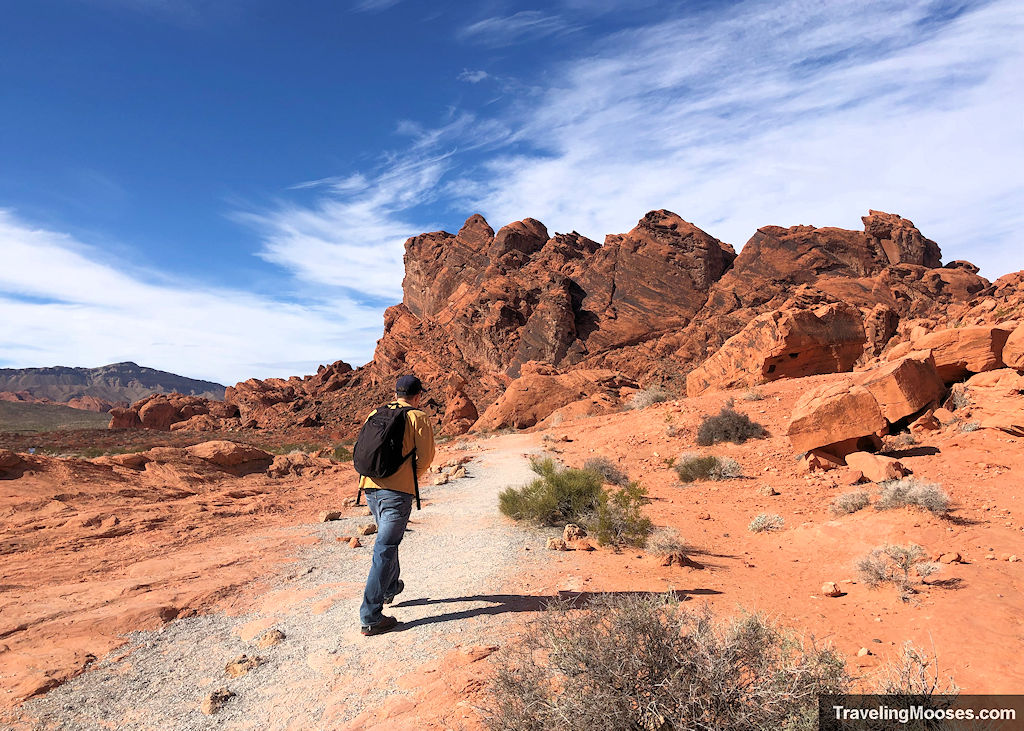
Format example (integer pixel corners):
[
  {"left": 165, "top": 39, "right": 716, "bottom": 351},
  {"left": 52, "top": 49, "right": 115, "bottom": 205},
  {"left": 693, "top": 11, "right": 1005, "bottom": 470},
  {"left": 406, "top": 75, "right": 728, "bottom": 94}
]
[
  {"left": 696, "top": 404, "right": 768, "bottom": 446},
  {"left": 748, "top": 513, "right": 784, "bottom": 533},
  {"left": 829, "top": 490, "right": 871, "bottom": 516},
  {"left": 875, "top": 478, "right": 950, "bottom": 515},
  {"left": 674, "top": 453, "right": 742, "bottom": 482},
  {"left": 486, "top": 593, "right": 849, "bottom": 731},
  {"left": 499, "top": 457, "right": 651, "bottom": 547},
  {"left": 582, "top": 456, "right": 629, "bottom": 486},
  {"left": 856, "top": 543, "right": 940, "bottom": 601},
  {"left": 625, "top": 386, "right": 669, "bottom": 410}
]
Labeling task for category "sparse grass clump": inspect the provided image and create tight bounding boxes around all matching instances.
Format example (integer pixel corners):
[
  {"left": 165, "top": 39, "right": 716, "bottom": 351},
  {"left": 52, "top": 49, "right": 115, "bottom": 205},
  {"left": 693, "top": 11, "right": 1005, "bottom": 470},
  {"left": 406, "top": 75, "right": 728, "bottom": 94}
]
[
  {"left": 582, "top": 457, "right": 629, "bottom": 486},
  {"left": 485, "top": 594, "right": 849, "bottom": 731},
  {"left": 674, "top": 453, "right": 742, "bottom": 483},
  {"left": 625, "top": 386, "right": 669, "bottom": 410},
  {"left": 646, "top": 527, "right": 689, "bottom": 556},
  {"left": 589, "top": 481, "right": 653, "bottom": 547},
  {"left": 264, "top": 441, "right": 325, "bottom": 455},
  {"left": 499, "top": 458, "right": 602, "bottom": 526},
  {"left": 856, "top": 543, "right": 940, "bottom": 601},
  {"left": 742, "top": 389, "right": 765, "bottom": 401},
  {"left": 332, "top": 444, "right": 353, "bottom": 462},
  {"left": 696, "top": 405, "right": 768, "bottom": 446},
  {"left": 876, "top": 478, "right": 950, "bottom": 515},
  {"left": 830, "top": 490, "right": 870, "bottom": 516},
  {"left": 959, "top": 421, "right": 981, "bottom": 433},
  {"left": 748, "top": 513, "right": 784, "bottom": 532}
]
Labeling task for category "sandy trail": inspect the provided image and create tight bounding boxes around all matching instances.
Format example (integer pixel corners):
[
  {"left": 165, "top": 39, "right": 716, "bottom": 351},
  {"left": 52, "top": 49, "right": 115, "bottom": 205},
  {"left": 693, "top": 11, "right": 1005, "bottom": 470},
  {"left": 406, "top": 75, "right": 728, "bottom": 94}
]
[{"left": 18, "top": 434, "right": 548, "bottom": 730}]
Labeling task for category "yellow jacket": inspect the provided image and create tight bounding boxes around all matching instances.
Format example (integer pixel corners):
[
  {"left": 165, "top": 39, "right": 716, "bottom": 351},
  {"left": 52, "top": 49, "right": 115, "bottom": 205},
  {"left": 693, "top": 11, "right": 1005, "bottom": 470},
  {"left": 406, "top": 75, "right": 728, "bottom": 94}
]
[{"left": 357, "top": 399, "right": 435, "bottom": 496}]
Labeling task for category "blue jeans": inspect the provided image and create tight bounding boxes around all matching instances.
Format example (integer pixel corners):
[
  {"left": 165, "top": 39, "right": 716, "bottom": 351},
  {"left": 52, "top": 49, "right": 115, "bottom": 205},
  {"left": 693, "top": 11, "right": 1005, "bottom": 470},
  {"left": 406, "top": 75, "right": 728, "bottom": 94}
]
[{"left": 359, "top": 489, "right": 413, "bottom": 626}]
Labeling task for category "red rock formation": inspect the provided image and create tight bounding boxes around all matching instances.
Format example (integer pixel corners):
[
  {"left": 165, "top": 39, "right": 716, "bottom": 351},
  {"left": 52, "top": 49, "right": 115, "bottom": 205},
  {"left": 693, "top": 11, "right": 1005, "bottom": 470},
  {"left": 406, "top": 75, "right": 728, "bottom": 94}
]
[
  {"left": 108, "top": 393, "right": 240, "bottom": 431},
  {"left": 686, "top": 302, "right": 866, "bottom": 396}
]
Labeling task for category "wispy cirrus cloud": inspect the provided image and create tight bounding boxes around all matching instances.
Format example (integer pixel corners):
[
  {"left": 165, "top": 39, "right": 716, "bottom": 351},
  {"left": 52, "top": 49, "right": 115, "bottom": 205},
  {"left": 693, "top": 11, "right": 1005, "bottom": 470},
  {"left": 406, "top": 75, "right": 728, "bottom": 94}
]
[
  {"left": 458, "top": 69, "right": 490, "bottom": 83},
  {"left": 0, "top": 210, "right": 383, "bottom": 383},
  {"left": 458, "top": 10, "right": 575, "bottom": 46}
]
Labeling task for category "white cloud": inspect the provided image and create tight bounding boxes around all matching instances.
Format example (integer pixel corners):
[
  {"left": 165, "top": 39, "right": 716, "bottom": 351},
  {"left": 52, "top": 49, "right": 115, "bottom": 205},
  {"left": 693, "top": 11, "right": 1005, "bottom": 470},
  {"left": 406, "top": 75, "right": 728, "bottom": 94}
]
[
  {"left": 458, "top": 69, "right": 490, "bottom": 83},
  {"left": 0, "top": 210, "right": 383, "bottom": 384},
  {"left": 458, "top": 11, "right": 574, "bottom": 46},
  {"left": 456, "top": 0, "right": 1023, "bottom": 278}
]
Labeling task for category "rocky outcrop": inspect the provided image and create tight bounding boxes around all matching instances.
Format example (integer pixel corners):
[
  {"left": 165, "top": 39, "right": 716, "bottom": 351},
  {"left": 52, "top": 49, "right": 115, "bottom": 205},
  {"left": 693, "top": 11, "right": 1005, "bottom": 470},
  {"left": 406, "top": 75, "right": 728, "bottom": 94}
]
[
  {"left": 686, "top": 302, "right": 865, "bottom": 396},
  {"left": 908, "top": 326, "right": 1011, "bottom": 383},
  {"left": 473, "top": 364, "right": 637, "bottom": 431},
  {"left": 185, "top": 441, "right": 273, "bottom": 471},
  {"left": 853, "top": 351, "right": 945, "bottom": 423},
  {"left": 109, "top": 393, "right": 240, "bottom": 431},
  {"left": 788, "top": 383, "right": 889, "bottom": 456},
  {"left": 1004, "top": 323, "right": 1024, "bottom": 371}
]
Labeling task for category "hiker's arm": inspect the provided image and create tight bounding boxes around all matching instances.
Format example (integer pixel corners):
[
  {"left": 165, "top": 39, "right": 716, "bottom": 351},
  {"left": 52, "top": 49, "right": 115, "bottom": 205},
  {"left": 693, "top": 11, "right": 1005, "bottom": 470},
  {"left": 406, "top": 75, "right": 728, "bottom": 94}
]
[{"left": 411, "top": 410, "right": 435, "bottom": 478}]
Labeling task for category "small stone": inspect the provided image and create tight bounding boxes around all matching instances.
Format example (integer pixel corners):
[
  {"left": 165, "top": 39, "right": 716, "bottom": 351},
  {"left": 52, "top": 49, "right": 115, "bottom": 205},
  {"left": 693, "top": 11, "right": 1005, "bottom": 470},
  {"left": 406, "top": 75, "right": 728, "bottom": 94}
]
[
  {"left": 201, "top": 688, "right": 234, "bottom": 715},
  {"left": 937, "top": 552, "right": 962, "bottom": 564},
  {"left": 546, "top": 537, "right": 568, "bottom": 551},
  {"left": 697, "top": 512, "right": 711, "bottom": 520},
  {"left": 451, "top": 466, "right": 467, "bottom": 479},
  {"left": 857, "top": 647, "right": 871, "bottom": 657},
  {"left": 356, "top": 523, "right": 378, "bottom": 536},
  {"left": 342, "top": 497, "right": 358, "bottom": 507},
  {"left": 985, "top": 554, "right": 997, "bottom": 560},
  {"left": 835, "top": 469, "right": 864, "bottom": 486},
  {"left": 256, "top": 629, "right": 286, "bottom": 649},
  {"left": 348, "top": 537, "right": 362, "bottom": 548},
  {"left": 225, "top": 654, "right": 264, "bottom": 678},
  {"left": 319, "top": 510, "right": 342, "bottom": 522},
  {"left": 662, "top": 552, "right": 704, "bottom": 569},
  {"left": 758, "top": 485, "right": 779, "bottom": 496},
  {"left": 567, "top": 539, "right": 595, "bottom": 551},
  {"left": 563, "top": 523, "right": 587, "bottom": 542},
  {"left": 1008, "top": 555, "right": 1020, "bottom": 562},
  {"left": 821, "top": 582, "right": 842, "bottom": 597}
]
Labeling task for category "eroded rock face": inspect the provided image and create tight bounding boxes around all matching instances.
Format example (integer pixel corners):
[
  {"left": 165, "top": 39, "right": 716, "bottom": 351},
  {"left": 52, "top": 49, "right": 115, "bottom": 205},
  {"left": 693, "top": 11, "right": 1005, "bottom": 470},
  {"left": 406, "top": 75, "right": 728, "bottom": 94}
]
[
  {"left": 787, "top": 383, "right": 888, "bottom": 456},
  {"left": 686, "top": 302, "right": 865, "bottom": 396},
  {"left": 186, "top": 441, "right": 273, "bottom": 470},
  {"left": 108, "top": 393, "right": 240, "bottom": 432},
  {"left": 854, "top": 352, "right": 945, "bottom": 423},
  {"left": 1004, "top": 323, "right": 1024, "bottom": 371},
  {"left": 910, "top": 326, "right": 1012, "bottom": 382}
]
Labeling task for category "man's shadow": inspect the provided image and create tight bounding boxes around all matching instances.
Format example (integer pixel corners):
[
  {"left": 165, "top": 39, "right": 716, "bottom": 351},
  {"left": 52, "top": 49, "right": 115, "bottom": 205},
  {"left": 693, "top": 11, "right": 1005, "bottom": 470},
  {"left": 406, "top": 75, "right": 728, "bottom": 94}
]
[{"left": 389, "top": 589, "right": 723, "bottom": 632}]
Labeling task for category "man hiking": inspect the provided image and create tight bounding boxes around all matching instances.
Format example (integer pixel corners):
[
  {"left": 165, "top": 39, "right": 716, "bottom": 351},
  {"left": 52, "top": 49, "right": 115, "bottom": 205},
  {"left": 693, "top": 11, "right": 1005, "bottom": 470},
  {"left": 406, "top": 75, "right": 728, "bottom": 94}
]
[{"left": 353, "top": 375, "right": 435, "bottom": 636}]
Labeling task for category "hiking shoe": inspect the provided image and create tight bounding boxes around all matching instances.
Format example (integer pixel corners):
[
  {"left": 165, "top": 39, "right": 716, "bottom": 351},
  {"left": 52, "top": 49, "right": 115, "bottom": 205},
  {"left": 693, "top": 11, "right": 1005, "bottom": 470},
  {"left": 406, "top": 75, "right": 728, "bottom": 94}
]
[
  {"left": 360, "top": 615, "right": 398, "bottom": 636},
  {"left": 383, "top": 579, "right": 405, "bottom": 605}
]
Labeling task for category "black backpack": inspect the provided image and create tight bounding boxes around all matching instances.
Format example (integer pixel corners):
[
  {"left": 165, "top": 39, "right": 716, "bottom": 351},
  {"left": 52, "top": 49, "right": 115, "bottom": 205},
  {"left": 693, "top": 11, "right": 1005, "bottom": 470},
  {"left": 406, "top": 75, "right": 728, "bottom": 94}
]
[{"left": 353, "top": 403, "right": 421, "bottom": 509}]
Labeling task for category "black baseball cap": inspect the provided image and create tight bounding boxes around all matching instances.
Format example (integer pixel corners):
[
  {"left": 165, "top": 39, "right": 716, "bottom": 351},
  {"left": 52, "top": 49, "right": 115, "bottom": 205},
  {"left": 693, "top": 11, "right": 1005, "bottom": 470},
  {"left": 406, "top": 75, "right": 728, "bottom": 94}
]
[{"left": 395, "top": 375, "right": 427, "bottom": 396}]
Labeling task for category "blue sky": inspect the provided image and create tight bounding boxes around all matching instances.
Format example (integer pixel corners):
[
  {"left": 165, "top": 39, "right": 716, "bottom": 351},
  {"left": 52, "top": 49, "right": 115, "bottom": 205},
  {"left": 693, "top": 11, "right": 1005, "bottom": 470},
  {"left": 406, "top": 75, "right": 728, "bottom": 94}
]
[{"left": 1, "top": 0, "right": 1021, "bottom": 384}]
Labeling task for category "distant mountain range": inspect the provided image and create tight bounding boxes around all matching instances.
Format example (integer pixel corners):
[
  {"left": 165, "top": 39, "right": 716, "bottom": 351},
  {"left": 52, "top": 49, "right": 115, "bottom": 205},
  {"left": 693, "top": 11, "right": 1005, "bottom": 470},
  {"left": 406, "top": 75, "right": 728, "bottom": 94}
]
[{"left": 0, "top": 362, "right": 226, "bottom": 405}]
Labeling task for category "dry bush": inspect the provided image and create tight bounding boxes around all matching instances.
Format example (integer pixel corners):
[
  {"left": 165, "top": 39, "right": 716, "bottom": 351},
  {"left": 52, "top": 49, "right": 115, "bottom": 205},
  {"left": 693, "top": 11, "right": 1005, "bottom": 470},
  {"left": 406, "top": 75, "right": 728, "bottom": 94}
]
[
  {"left": 829, "top": 490, "right": 870, "bottom": 516},
  {"left": 748, "top": 513, "right": 784, "bottom": 533},
  {"left": 485, "top": 594, "right": 849, "bottom": 731},
  {"left": 742, "top": 389, "right": 765, "bottom": 401},
  {"left": 625, "top": 386, "right": 670, "bottom": 410},
  {"left": 879, "top": 642, "right": 959, "bottom": 697},
  {"left": 856, "top": 543, "right": 939, "bottom": 602},
  {"left": 959, "top": 420, "right": 981, "bottom": 433},
  {"left": 674, "top": 453, "right": 743, "bottom": 483},
  {"left": 696, "top": 405, "right": 768, "bottom": 446},
  {"left": 646, "top": 527, "right": 689, "bottom": 556},
  {"left": 876, "top": 478, "right": 950, "bottom": 515},
  {"left": 583, "top": 456, "right": 629, "bottom": 486}
]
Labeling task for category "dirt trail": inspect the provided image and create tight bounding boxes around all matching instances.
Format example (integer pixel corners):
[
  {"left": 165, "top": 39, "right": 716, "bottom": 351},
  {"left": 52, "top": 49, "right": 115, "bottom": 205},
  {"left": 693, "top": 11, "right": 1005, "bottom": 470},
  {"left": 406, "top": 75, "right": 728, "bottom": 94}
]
[{"left": 17, "top": 434, "right": 549, "bottom": 730}]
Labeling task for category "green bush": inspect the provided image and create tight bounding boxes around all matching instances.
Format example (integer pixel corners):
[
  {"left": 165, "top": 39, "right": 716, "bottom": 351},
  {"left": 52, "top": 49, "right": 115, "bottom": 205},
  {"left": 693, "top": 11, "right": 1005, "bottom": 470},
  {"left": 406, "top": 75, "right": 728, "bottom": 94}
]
[
  {"left": 696, "top": 405, "right": 768, "bottom": 446},
  {"left": 332, "top": 444, "right": 353, "bottom": 461},
  {"left": 674, "top": 453, "right": 742, "bottom": 482},
  {"left": 499, "top": 460, "right": 603, "bottom": 526},
  {"left": 582, "top": 456, "right": 629, "bottom": 486},
  {"left": 589, "top": 482, "right": 653, "bottom": 547},
  {"left": 485, "top": 594, "right": 849, "bottom": 731}
]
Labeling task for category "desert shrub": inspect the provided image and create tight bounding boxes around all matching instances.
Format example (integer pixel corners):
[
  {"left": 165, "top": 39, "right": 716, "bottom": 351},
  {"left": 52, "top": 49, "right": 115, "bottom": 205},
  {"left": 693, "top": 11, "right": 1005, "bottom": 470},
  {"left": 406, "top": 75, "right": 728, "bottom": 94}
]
[
  {"left": 332, "top": 444, "right": 353, "bottom": 461},
  {"left": 646, "top": 527, "right": 689, "bottom": 556},
  {"left": 696, "top": 405, "right": 768, "bottom": 446},
  {"left": 748, "top": 513, "right": 784, "bottom": 533},
  {"left": 959, "top": 420, "right": 981, "bottom": 433},
  {"left": 742, "top": 389, "right": 765, "bottom": 401},
  {"left": 582, "top": 457, "right": 629, "bottom": 486},
  {"left": 674, "top": 453, "right": 743, "bottom": 482},
  {"left": 830, "top": 490, "right": 870, "bottom": 516},
  {"left": 879, "top": 642, "right": 959, "bottom": 697},
  {"left": 950, "top": 390, "right": 970, "bottom": 411},
  {"left": 485, "top": 594, "right": 849, "bottom": 731},
  {"left": 625, "top": 386, "right": 669, "bottom": 410},
  {"left": 875, "top": 478, "right": 950, "bottom": 515},
  {"left": 857, "top": 543, "right": 939, "bottom": 601},
  {"left": 588, "top": 481, "right": 653, "bottom": 547},
  {"left": 265, "top": 441, "right": 324, "bottom": 455},
  {"left": 499, "top": 460, "right": 602, "bottom": 526}
]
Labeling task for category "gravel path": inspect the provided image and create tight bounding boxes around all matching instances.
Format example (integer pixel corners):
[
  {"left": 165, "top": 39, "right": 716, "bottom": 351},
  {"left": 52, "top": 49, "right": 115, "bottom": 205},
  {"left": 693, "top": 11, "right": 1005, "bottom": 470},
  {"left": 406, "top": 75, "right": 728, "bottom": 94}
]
[{"left": 19, "top": 435, "right": 551, "bottom": 730}]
